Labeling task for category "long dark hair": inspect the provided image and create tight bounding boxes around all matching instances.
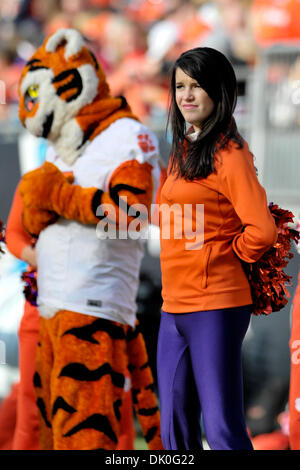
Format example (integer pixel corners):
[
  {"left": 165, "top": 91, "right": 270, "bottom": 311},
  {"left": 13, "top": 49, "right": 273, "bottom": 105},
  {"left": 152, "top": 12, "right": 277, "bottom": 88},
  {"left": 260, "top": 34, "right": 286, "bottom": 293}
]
[{"left": 167, "top": 47, "right": 243, "bottom": 180}]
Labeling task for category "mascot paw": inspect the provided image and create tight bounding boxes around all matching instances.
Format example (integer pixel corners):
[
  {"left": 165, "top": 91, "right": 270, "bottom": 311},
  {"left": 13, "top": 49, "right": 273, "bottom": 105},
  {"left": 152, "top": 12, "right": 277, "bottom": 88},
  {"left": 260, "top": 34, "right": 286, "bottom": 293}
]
[
  {"left": 22, "top": 205, "right": 58, "bottom": 237},
  {"left": 19, "top": 162, "right": 73, "bottom": 211}
]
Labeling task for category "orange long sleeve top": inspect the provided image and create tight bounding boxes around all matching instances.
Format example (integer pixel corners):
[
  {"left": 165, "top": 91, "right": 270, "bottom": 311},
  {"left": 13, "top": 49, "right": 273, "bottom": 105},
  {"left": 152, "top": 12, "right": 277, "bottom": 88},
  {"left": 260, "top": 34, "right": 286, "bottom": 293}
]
[
  {"left": 159, "top": 139, "right": 278, "bottom": 313},
  {"left": 5, "top": 183, "right": 33, "bottom": 259}
]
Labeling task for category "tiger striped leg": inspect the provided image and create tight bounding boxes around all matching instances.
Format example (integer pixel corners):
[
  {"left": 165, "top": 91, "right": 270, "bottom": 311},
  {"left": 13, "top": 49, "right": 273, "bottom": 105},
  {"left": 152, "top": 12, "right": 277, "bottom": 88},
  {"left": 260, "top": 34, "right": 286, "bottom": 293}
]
[
  {"left": 126, "top": 323, "right": 164, "bottom": 450},
  {"left": 37, "top": 310, "right": 129, "bottom": 450},
  {"left": 34, "top": 317, "right": 54, "bottom": 450},
  {"left": 116, "top": 379, "right": 135, "bottom": 449}
]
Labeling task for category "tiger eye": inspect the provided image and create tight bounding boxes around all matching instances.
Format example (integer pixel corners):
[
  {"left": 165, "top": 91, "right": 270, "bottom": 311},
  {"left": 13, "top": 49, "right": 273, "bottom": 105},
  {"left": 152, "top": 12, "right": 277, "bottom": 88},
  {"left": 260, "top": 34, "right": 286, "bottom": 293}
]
[{"left": 27, "top": 85, "right": 39, "bottom": 98}]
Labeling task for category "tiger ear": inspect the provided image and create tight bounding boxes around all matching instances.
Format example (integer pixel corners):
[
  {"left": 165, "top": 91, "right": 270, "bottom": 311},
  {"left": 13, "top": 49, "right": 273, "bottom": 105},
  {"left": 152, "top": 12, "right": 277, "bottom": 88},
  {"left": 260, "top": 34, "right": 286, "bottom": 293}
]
[{"left": 45, "top": 28, "right": 85, "bottom": 60}]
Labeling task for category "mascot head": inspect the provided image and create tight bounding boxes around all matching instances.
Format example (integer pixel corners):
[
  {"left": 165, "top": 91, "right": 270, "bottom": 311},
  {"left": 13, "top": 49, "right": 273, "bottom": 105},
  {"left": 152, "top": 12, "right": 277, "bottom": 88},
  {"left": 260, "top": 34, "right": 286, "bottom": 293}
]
[{"left": 18, "top": 28, "right": 136, "bottom": 165}]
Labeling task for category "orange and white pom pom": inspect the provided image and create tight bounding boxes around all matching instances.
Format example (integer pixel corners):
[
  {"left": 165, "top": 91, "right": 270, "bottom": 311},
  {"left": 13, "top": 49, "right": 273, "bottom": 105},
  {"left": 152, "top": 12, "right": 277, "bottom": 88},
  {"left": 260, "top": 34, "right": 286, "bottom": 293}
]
[{"left": 244, "top": 203, "right": 299, "bottom": 315}]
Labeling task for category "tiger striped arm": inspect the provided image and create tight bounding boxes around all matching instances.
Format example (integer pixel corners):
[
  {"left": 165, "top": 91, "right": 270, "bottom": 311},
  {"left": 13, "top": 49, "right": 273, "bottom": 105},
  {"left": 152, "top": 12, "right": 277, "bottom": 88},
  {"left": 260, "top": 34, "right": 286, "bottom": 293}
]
[
  {"left": 19, "top": 162, "right": 99, "bottom": 228},
  {"left": 19, "top": 160, "right": 154, "bottom": 234},
  {"left": 92, "top": 160, "right": 154, "bottom": 231},
  {"left": 22, "top": 206, "right": 59, "bottom": 238}
]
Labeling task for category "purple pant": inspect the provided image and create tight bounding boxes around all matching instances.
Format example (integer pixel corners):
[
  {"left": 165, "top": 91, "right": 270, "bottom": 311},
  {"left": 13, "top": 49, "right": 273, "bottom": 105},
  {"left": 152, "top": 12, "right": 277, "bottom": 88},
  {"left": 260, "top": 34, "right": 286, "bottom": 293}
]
[{"left": 156, "top": 306, "right": 253, "bottom": 450}]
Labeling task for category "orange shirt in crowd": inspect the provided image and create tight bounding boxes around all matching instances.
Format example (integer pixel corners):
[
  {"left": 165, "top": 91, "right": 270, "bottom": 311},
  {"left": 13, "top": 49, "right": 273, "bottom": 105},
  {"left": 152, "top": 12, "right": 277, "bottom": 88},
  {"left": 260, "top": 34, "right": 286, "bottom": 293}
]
[
  {"left": 251, "top": 0, "right": 300, "bottom": 46},
  {"left": 159, "top": 139, "right": 278, "bottom": 313}
]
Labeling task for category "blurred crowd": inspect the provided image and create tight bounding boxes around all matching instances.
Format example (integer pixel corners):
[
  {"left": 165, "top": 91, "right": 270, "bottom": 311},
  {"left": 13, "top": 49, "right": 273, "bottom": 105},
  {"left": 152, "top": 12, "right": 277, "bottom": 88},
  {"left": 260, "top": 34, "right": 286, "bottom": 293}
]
[{"left": 0, "top": 0, "right": 299, "bottom": 127}]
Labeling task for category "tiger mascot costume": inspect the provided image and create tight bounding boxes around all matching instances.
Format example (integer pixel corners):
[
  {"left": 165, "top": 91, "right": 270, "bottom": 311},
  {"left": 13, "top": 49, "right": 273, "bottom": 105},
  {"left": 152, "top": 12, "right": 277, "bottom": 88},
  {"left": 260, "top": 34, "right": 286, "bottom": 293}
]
[{"left": 18, "top": 28, "right": 164, "bottom": 451}]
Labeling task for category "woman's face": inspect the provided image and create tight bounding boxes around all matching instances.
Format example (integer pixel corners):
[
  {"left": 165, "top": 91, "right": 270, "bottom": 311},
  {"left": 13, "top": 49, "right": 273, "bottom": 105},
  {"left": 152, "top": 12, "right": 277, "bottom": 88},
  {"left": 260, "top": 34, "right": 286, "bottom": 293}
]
[{"left": 175, "top": 67, "right": 214, "bottom": 132}]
